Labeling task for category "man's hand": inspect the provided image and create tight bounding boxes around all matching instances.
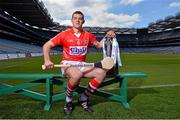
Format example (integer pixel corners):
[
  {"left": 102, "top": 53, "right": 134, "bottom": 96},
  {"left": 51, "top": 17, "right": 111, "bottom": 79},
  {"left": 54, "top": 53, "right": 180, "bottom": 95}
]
[
  {"left": 106, "top": 30, "right": 116, "bottom": 38},
  {"left": 44, "top": 60, "right": 54, "bottom": 69},
  {"left": 93, "top": 30, "right": 116, "bottom": 48}
]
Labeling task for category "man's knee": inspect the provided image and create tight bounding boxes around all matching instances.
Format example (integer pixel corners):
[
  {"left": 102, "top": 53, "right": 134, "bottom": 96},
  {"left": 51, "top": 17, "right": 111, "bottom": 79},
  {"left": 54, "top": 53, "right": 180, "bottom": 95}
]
[
  {"left": 94, "top": 68, "right": 106, "bottom": 78},
  {"left": 65, "top": 68, "right": 83, "bottom": 85},
  {"left": 71, "top": 72, "right": 83, "bottom": 80},
  {"left": 66, "top": 68, "right": 83, "bottom": 80},
  {"left": 67, "top": 72, "right": 82, "bottom": 86}
]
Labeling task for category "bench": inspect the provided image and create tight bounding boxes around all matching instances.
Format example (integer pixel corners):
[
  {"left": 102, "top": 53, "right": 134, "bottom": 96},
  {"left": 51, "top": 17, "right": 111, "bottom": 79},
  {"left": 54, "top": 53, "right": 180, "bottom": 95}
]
[{"left": 0, "top": 72, "right": 146, "bottom": 110}]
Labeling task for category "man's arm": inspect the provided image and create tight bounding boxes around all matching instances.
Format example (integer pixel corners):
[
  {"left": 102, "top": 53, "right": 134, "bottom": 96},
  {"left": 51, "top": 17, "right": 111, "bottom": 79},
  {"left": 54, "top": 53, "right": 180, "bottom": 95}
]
[
  {"left": 43, "top": 40, "right": 55, "bottom": 69},
  {"left": 93, "top": 40, "right": 103, "bottom": 48}
]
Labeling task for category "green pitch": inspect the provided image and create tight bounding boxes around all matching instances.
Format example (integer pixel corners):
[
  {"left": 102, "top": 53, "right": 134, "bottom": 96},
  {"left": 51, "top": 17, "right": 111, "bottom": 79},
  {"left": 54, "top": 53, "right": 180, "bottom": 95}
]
[{"left": 0, "top": 53, "right": 180, "bottom": 119}]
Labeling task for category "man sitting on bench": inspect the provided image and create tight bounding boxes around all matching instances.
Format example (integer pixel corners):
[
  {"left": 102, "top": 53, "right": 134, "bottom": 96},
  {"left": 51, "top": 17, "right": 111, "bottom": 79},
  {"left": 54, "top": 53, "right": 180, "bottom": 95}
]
[{"left": 42, "top": 11, "right": 116, "bottom": 116}]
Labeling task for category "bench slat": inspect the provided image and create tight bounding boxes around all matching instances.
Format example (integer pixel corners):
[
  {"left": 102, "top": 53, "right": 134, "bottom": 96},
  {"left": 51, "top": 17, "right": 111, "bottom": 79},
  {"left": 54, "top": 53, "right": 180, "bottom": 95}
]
[
  {"left": 0, "top": 74, "right": 62, "bottom": 79},
  {"left": 119, "top": 72, "right": 147, "bottom": 78},
  {"left": 0, "top": 72, "right": 147, "bottom": 110}
]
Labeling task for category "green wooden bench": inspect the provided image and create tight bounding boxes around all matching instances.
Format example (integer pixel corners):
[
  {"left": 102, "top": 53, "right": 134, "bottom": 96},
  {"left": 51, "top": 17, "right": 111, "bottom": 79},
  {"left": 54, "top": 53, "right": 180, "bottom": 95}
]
[{"left": 0, "top": 73, "right": 146, "bottom": 110}]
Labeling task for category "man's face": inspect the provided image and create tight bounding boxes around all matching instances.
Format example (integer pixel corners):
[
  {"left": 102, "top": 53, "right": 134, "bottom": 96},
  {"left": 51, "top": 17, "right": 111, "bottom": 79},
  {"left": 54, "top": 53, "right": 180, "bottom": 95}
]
[{"left": 71, "top": 13, "right": 84, "bottom": 29}]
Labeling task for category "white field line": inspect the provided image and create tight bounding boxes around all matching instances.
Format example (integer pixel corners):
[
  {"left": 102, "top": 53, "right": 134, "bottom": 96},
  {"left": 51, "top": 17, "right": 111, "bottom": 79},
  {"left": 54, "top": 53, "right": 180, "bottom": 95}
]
[
  {"left": 0, "top": 61, "right": 33, "bottom": 70},
  {"left": 105, "top": 84, "right": 180, "bottom": 90}
]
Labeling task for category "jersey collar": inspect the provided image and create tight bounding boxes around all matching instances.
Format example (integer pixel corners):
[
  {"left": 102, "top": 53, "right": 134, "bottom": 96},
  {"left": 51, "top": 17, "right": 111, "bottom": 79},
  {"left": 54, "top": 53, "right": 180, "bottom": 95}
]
[{"left": 70, "top": 27, "right": 84, "bottom": 34}]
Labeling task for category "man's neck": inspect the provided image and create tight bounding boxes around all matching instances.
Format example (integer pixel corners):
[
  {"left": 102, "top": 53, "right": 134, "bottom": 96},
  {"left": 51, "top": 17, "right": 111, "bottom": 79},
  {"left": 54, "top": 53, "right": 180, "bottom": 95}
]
[{"left": 72, "top": 27, "right": 83, "bottom": 33}]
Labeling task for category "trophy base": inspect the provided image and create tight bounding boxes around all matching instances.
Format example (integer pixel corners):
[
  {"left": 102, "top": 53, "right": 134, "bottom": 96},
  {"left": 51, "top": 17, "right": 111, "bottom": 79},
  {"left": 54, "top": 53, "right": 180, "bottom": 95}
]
[{"left": 106, "top": 61, "right": 119, "bottom": 77}]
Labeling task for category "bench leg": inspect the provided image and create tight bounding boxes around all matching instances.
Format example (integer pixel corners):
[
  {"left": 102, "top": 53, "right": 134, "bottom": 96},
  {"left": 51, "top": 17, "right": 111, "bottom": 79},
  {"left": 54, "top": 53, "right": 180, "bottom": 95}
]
[
  {"left": 120, "top": 78, "right": 130, "bottom": 109},
  {"left": 44, "top": 78, "right": 53, "bottom": 111}
]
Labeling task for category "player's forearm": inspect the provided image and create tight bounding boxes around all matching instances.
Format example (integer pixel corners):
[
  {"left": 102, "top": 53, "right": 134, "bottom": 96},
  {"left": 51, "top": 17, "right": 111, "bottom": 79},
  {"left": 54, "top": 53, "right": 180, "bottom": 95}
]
[
  {"left": 94, "top": 40, "right": 103, "bottom": 48},
  {"left": 98, "top": 40, "right": 103, "bottom": 48},
  {"left": 43, "top": 42, "right": 53, "bottom": 63}
]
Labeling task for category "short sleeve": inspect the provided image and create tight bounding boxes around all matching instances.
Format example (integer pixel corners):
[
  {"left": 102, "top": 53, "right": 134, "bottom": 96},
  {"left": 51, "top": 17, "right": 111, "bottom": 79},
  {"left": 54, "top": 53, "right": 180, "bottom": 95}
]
[
  {"left": 50, "top": 32, "right": 64, "bottom": 46},
  {"left": 89, "top": 33, "right": 97, "bottom": 44}
]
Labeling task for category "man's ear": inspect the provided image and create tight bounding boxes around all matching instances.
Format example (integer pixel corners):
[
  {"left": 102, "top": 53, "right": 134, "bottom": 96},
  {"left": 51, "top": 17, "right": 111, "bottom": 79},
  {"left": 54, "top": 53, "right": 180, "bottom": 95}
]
[{"left": 82, "top": 20, "right": 85, "bottom": 24}]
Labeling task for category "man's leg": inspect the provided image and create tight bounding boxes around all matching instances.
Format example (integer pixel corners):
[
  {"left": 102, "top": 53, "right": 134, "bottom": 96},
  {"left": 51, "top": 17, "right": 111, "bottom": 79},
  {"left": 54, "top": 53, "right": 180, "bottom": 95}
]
[
  {"left": 64, "top": 67, "right": 83, "bottom": 115},
  {"left": 78, "top": 68, "right": 107, "bottom": 112},
  {"left": 65, "top": 81, "right": 76, "bottom": 103}
]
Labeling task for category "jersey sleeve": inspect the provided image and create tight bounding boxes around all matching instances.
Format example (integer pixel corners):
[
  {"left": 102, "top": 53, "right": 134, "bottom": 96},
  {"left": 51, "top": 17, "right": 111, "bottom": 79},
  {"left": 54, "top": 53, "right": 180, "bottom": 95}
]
[
  {"left": 89, "top": 33, "right": 97, "bottom": 45},
  {"left": 50, "top": 32, "right": 65, "bottom": 46}
]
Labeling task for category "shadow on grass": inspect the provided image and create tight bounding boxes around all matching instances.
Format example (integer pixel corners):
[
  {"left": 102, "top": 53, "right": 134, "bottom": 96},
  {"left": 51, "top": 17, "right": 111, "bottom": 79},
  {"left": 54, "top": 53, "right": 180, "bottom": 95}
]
[
  {"left": 127, "top": 78, "right": 159, "bottom": 102},
  {"left": 73, "top": 87, "right": 159, "bottom": 107},
  {"left": 128, "top": 88, "right": 159, "bottom": 102},
  {"left": 67, "top": 77, "right": 159, "bottom": 108}
]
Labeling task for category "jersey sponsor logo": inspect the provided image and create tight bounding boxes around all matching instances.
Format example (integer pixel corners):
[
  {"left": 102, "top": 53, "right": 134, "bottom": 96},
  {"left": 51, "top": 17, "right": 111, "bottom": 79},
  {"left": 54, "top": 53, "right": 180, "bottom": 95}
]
[{"left": 70, "top": 46, "right": 87, "bottom": 55}]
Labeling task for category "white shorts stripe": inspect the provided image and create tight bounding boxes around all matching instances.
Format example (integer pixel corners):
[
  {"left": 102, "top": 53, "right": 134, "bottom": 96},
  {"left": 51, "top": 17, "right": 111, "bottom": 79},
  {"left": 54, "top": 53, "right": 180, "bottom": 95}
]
[{"left": 61, "top": 60, "right": 86, "bottom": 75}]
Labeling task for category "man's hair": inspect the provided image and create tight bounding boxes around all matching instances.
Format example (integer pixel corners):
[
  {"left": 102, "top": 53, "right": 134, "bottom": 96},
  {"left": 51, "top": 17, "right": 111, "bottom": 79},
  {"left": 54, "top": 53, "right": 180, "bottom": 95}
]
[{"left": 72, "top": 11, "right": 84, "bottom": 20}]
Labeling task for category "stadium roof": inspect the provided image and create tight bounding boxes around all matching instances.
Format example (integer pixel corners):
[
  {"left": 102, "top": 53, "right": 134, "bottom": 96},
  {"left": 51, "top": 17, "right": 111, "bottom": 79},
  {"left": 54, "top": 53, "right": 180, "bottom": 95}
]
[
  {"left": 48, "top": 26, "right": 137, "bottom": 34},
  {"left": 148, "top": 12, "right": 180, "bottom": 32},
  {"left": 0, "top": 0, "right": 58, "bottom": 27},
  {"left": 0, "top": 0, "right": 179, "bottom": 34}
]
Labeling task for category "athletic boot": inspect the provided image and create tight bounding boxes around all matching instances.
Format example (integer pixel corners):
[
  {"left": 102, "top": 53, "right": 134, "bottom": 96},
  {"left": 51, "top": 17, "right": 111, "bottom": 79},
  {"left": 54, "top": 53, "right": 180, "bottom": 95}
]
[
  {"left": 78, "top": 97, "right": 93, "bottom": 112},
  {"left": 63, "top": 102, "right": 73, "bottom": 116}
]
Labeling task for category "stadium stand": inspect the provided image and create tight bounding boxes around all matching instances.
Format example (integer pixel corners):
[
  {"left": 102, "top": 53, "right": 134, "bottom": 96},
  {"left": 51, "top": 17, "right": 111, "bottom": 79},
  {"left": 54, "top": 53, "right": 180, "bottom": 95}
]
[
  {"left": 0, "top": 38, "right": 59, "bottom": 60},
  {"left": 0, "top": 38, "right": 43, "bottom": 53},
  {"left": 0, "top": 0, "right": 180, "bottom": 58},
  {"left": 0, "top": 9, "right": 50, "bottom": 44},
  {"left": 0, "top": 0, "right": 58, "bottom": 27}
]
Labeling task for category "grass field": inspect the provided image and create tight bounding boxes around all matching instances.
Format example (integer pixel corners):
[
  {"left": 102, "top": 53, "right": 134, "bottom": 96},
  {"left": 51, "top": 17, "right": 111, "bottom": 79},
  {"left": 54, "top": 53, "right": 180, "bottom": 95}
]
[{"left": 0, "top": 53, "right": 180, "bottom": 119}]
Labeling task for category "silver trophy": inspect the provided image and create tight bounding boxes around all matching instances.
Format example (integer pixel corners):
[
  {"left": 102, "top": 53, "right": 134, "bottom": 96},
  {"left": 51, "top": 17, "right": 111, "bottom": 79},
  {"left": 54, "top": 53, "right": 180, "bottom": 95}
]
[
  {"left": 104, "top": 37, "right": 119, "bottom": 77},
  {"left": 104, "top": 37, "right": 113, "bottom": 57}
]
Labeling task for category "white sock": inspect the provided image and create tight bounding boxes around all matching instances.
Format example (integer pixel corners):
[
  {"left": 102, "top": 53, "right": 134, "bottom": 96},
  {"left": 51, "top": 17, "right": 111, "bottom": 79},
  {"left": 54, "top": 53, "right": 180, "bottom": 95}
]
[
  {"left": 66, "top": 96, "right": 72, "bottom": 103},
  {"left": 79, "top": 94, "right": 88, "bottom": 101}
]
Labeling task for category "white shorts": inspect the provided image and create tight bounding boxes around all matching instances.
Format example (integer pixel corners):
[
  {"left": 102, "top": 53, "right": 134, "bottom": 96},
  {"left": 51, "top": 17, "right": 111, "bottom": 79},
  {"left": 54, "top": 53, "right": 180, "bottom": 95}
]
[{"left": 61, "top": 60, "right": 87, "bottom": 75}]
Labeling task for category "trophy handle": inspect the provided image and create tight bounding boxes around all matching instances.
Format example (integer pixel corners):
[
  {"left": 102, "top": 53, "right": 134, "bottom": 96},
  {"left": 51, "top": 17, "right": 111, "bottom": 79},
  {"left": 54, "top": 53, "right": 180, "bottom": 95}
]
[{"left": 104, "top": 37, "right": 113, "bottom": 57}]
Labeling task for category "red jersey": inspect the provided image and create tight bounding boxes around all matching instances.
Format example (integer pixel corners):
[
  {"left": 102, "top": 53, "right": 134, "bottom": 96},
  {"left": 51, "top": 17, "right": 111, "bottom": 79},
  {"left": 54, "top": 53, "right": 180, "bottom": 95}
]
[{"left": 51, "top": 28, "right": 97, "bottom": 61}]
